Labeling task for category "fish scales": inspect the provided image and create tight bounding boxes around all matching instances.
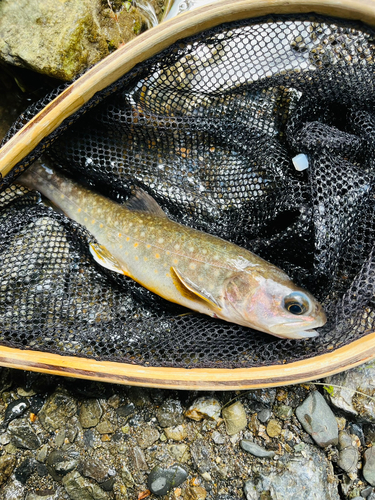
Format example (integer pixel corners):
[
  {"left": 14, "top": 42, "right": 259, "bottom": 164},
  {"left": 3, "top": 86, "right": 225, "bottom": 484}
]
[{"left": 18, "top": 161, "right": 326, "bottom": 339}]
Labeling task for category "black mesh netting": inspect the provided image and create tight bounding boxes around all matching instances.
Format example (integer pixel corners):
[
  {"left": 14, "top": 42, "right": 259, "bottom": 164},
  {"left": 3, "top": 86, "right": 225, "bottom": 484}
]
[{"left": 1, "top": 14, "right": 375, "bottom": 368}]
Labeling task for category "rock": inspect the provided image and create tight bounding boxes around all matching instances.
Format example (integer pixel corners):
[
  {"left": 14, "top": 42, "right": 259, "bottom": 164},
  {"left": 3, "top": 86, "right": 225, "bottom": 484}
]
[
  {"left": 190, "top": 440, "right": 213, "bottom": 474},
  {"left": 38, "top": 390, "right": 77, "bottom": 432},
  {"left": 130, "top": 446, "right": 148, "bottom": 471},
  {"left": 147, "top": 464, "right": 187, "bottom": 496},
  {"left": 2, "top": 398, "right": 30, "bottom": 427},
  {"left": 120, "top": 465, "right": 135, "bottom": 487},
  {"left": 266, "top": 419, "right": 282, "bottom": 438},
  {"left": 0, "top": 454, "right": 16, "bottom": 485},
  {"left": 0, "top": 0, "right": 163, "bottom": 81},
  {"left": 83, "top": 429, "right": 96, "bottom": 449},
  {"left": 116, "top": 403, "right": 135, "bottom": 418},
  {"left": 46, "top": 449, "right": 81, "bottom": 481},
  {"left": 62, "top": 470, "right": 109, "bottom": 500},
  {"left": 337, "top": 431, "right": 359, "bottom": 476},
  {"left": 136, "top": 426, "right": 160, "bottom": 448},
  {"left": 96, "top": 420, "right": 115, "bottom": 434},
  {"left": 14, "top": 458, "right": 37, "bottom": 484},
  {"left": 79, "top": 400, "right": 103, "bottom": 428},
  {"left": 244, "top": 444, "right": 340, "bottom": 499},
  {"left": 164, "top": 424, "right": 187, "bottom": 441},
  {"left": 168, "top": 443, "right": 190, "bottom": 463},
  {"left": 325, "top": 362, "right": 375, "bottom": 423},
  {"left": 157, "top": 399, "right": 184, "bottom": 427},
  {"left": 364, "top": 447, "right": 375, "bottom": 486},
  {"left": 222, "top": 402, "right": 247, "bottom": 435},
  {"left": 1, "top": 480, "right": 25, "bottom": 500},
  {"left": 361, "top": 486, "right": 373, "bottom": 497},
  {"left": 257, "top": 408, "right": 272, "bottom": 423},
  {"left": 25, "top": 489, "right": 62, "bottom": 500},
  {"left": 185, "top": 482, "right": 207, "bottom": 500},
  {"left": 240, "top": 440, "right": 275, "bottom": 458},
  {"left": 244, "top": 480, "right": 258, "bottom": 500},
  {"left": 274, "top": 405, "right": 293, "bottom": 420},
  {"left": 296, "top": 391, "right": 338, "bottom": 447},
  {"left": 212, "top": 431, "right": 226, "bottom": 445},
  {"left": 8, "top": 419, "right": 41, "bottom": 449},
  {"left": 186, "top": 397, "right": 221, "bottom": 422},
  {"left": 81, "top": 457, "right": 114, "bottom": 483}
]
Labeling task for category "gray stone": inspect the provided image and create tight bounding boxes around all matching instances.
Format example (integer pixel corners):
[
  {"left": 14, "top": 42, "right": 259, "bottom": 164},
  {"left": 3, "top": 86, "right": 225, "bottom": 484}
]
[
  {"left": 257, "top": 408, "right": 272, "bottom": 423},
  {"left": 364, "top": 447, "right": 375, "bottom": 486},
  {"left": 8, "top": 419, "right": 41, "bottom": 450},
  {"left": 62, "top": 470, "right": 109, "bottom": 500},
  {"left": 361, "top": 486, "right": 374, "bottom": 497},
  {"left": 243, "top": 480, "right": 258, "bottom": 500},
  {"left": 190, "top": 440, "right": 213, "bottom": 474},
  {"left": 36, "top": 444, "right": 48, "bottom": 463},
  {"left": 244, "top": 444, "right": 340, "bottom": 499},
  {"left": 240, "top": 440, "right": 275, "bottom": 458},
  {"left": 337, "top": 431, "right": 358, "bottom": 475},
  {"left": 222, "top": 402, "right": 247, "bottom": 435},
  {"left": 120, "top": 465, "right": 135, "bottom": 487},
  {"left": 157, "top": 399, "right": 184, "bottom": 427},
  {"left": 0, "top": 454, "right": 16, "bottom": 485},
  {"left": 46, "top": 449, "right": 80, "bottom": 482},
  {"left": 325, "top": 362, "right": 375, "bottom": 423},
  {"left": 168, "top": 443, "right": 190, "bottom": 463},
  {"left": 38, "top": 390, "right": 77, "bottom": 432},
  {"left": 14, "top": 458, "right": 37, "bottom": 484},
  {"left": 212, "top": 430, "right": 226, "bottom": 445},
  {"left": 136, "top": 426, "right": 160, "bottom": 448},
  {"left": 296, "top": 391, "right": 338, "bottom": 447},
  {"left": 147, "top": 464, "right": 187, "bottom": 496},
  {"left": 79, "top": 400, "right": 103, "bottom": 429},
  {"left": 186, "top": 397, "right": 221, "bottom": 422}
]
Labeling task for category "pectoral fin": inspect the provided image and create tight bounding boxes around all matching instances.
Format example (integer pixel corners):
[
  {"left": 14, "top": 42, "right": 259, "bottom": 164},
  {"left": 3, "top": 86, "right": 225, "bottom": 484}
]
[
  {"left": 89, "top": 242, "right": 130, "bottom": 276},
  {"left": 171, "top": 266, "right": 221, "bottom": 310}
]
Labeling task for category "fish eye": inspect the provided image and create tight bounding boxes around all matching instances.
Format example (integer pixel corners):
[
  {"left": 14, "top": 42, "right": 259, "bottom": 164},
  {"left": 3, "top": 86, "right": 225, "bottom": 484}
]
[{"left": 284, "top": 292, "right": 310, "bottom": 316}]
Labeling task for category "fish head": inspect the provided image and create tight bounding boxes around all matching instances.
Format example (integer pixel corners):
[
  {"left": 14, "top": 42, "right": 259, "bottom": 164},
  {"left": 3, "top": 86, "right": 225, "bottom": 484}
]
[{"left": 222, "top": 270, "right": 326, "bottom": 340}]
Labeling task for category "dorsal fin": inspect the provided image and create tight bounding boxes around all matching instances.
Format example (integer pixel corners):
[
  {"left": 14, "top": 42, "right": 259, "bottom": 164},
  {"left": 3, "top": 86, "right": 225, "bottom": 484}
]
[{"left": 125, "top": 188, "right": 167, "bottom": 218}]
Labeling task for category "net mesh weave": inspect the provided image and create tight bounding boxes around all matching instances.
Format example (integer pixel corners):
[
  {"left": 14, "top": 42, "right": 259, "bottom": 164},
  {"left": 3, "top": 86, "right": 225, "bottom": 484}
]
[{"left": 0, "top": 14, "right": 375, "bottom": 368}]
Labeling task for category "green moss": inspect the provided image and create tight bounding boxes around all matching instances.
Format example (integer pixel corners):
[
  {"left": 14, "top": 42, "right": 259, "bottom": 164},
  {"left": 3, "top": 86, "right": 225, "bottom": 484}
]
[{"left": 133, "top": 20, "right": 141, "bottom": 35}]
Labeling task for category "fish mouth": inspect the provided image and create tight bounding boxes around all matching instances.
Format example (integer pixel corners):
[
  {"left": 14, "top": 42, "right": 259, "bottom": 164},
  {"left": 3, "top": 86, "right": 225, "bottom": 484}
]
[{"left": 268, "top": 328, "right": 319, "bottom": 340}]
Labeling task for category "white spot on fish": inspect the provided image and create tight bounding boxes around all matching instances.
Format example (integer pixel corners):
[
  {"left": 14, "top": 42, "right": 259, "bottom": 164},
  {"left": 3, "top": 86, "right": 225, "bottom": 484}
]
[
  {"left": 158, "top": 238, "right": 164, "bottom": 244},
  {"left": 189, "top": 246, "right": 194, "bottom": 252},
  {"left": 174, "top": 244, "right": 180, "bottom": 250},
  {"left": 189, "top": 263, "right": 196, "bottom": 270}
]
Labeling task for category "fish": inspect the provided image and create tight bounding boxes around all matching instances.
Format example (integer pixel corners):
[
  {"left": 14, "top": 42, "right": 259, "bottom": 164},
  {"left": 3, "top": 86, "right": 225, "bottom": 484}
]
[{"left": 18, "top": 161, "right": 326, "bottom": 339}]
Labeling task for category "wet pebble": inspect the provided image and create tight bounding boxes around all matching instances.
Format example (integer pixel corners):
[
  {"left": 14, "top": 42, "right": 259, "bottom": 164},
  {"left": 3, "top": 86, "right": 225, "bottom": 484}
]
[
  {"left": 46, "top": 449, "right": 81, "bottom": 482},
  {"left": 222, "top": 401, "right": 247, "bottom": 435},
  {"left": 240, "top": 440, "right": 275, "bottom": 458},
  {"left": 274, "top": 405, "right": 293, "bottom": 420},
  {"left": 130, "top": 445, "right": 148, "bottom": 470},
  {"left": 14, "top": 458, "right": 37, "bottom": 484},
  {"left": 164, "top": 424, "right": 187, "bottom": 441},
  {"left": 169, "top": 443, "right": 190, "bottom": 463},
  {"left": 79, "top": 399, "right": 103, "bottom": 429},
  {"left": 1, "top": 480, "right": 25, "bottom": 500},
  {"left": 266, "top": 419, "right": 282, "bottom": 438},
  {"left": 0, "top": 454, "right": 16, "bottom": 485},
  {"left": 136, "top": 425, "right": 160, "bottom": 448},
  {"left": 2, "top": 398, "right": 30, "bottom": 427},
  {"left": 157, "top": 399, "right": 184, "bottom": 427},
  {"left": 296, "top": 391, "right": 338, "bottom": 447},
  {"left": 185, "top": 482, "right": 208, "bottom": 500},
  {"left": 364, "top": 447, "right": 375, "bottom": 486},
  {"left": 38, "top": 390, "right": 77, "bottom": 432},
  {"left": 244, "top": 480, "right": 258, "bottom": 500},
  {"left": 8, "top": 419, "right": 41, "bottom": 449},
  {"left": 25, "top": 489, "right": 62, "bottom": 500},
  {"left": 257, "top": 408, "right": 272, "bottom": 423},
  {"left": 62, "top": 470, "right": 110, "bottom": 499},
  {"left": 191, "top": 440, "right": 213, "bottom": 473},
  {"left": 337, "top": 431, "right": 358, "bottom": 476},
  {"left": 81, "top": 457, "right": 114, "bottom": 483},
  {"left": 186, "top": 397, "right": 221, "bottom": 422},
  {"left": 147, "top": 464, "right": 187, "bottom": 496},
  {"left": 116, "top": 403, "right": 135, "bottom": 418},
  {"left": 212, "top": 430, "right": 226, "bottom": 445}
]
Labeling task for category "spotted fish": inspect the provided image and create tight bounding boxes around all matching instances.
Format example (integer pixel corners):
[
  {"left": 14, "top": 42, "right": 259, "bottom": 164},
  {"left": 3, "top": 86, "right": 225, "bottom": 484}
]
[{"left": 19, "top": 161, "right": 326, "bottom": 339}]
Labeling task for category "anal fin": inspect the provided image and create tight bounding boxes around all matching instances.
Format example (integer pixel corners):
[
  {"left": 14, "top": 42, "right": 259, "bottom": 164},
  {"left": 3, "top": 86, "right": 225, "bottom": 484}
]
[
  {"left": 90, "top": 242, "right": 130, "bottom": 276},
  {"left": 171, "top": 266, "right": 221, "bottom": 310}
]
